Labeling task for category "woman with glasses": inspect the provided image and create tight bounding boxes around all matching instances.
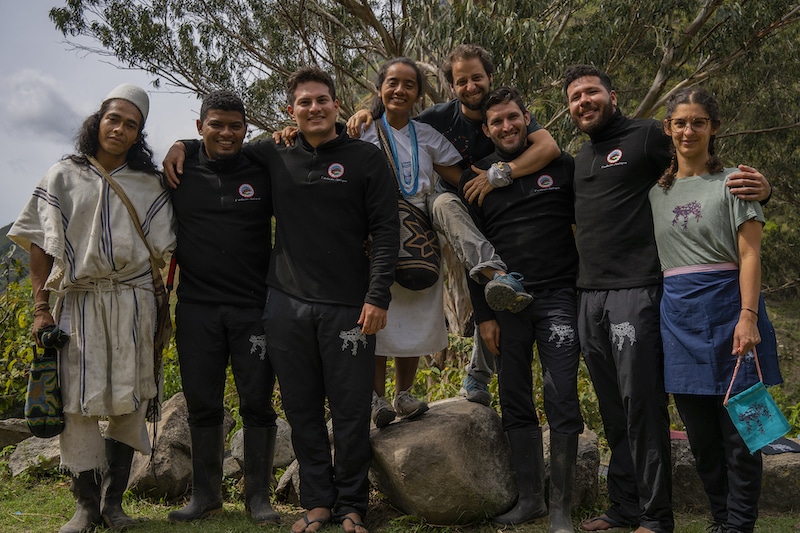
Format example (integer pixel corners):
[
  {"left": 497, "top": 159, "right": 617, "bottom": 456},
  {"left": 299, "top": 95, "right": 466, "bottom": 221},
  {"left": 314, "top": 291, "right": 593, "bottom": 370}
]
[{"left": 649, "top": 88, "right": 781, "bottom": 533}]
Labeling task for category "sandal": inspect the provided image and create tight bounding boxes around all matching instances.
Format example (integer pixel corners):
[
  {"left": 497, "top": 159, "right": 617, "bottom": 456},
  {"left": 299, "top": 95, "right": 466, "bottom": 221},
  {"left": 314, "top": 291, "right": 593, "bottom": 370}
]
[
  {"left": 340, "top": 514, "right": 368, "bottom": 533},
  {"left": 295, "top": 513, "right": 330, "bottom": 532},
  {"left": 580, "top": 514, "right": 627, "bottom": 531}
]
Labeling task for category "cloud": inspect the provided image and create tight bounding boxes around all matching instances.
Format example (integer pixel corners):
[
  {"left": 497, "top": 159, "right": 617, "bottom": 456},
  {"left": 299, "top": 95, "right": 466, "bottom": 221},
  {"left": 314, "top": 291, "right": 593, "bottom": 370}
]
[{"left": 2, "top": 69, "right": 83, "bottom": 142}]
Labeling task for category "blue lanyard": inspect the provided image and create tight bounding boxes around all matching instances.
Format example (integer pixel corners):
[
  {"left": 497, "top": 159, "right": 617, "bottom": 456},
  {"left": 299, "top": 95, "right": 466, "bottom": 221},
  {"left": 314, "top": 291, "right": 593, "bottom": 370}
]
[{"left": 381, "top": 114, "right": 419, "bottom": 195}]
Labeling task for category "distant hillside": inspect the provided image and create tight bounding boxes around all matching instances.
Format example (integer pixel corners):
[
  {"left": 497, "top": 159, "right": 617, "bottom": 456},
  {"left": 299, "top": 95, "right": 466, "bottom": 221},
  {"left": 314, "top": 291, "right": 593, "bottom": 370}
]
[{"left": 0, "top": 222, "right": 29, "bottom": 291}]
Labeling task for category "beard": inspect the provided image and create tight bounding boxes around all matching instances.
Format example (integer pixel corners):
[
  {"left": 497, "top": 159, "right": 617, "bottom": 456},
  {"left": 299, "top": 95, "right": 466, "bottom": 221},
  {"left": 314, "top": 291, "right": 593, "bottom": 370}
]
[
  {"left": 461, "top": 93, "right": 487, "bottom": 111},
  {"left": 572, "top": 102, "right": 615, "bottom": 136}
]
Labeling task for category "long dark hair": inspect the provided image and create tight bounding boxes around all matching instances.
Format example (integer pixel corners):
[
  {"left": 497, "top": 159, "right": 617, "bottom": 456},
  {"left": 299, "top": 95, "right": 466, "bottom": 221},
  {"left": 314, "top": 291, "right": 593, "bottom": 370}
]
[
  {"left": 369, "top": 57, "right": 424, "bottom": 120},
  {"left": 66, "top": 99, "right": 158, "bottom": 174},
  {"left": 657, "top": 87, "right": 723, "bottom": 190}
]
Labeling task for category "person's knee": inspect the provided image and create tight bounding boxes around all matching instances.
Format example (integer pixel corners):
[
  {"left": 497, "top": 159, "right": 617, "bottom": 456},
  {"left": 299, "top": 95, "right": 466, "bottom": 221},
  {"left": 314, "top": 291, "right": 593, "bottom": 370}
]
[{"left": 431, "top": 192, "right": 465, "bottom": 221}]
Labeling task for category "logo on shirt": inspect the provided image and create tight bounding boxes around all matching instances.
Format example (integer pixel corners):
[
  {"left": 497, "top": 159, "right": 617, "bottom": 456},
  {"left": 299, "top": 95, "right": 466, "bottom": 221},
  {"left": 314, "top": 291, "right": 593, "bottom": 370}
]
[
  {"left": 327, "top": 163, "right": 345, "bottom": 179},
  {"left": 606, "top": 149, "right": 623, "bottom": 164},
  {"left": 601, "top": 148, "right": 628, "bottom": 170},
  {"left": 238, "top": 184, "right": 255, "bottom": 198},
  {"left": 537, "top": 175, "right": 554, "bottom": 188},
  {"left": 672, "top": 201, "right": 702, "bottom": 231}
]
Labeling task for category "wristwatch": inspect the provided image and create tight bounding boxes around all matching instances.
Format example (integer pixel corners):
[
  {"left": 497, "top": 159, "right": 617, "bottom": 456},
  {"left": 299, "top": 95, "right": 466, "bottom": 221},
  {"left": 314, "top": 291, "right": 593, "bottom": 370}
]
[{"left": 487, "top": 161, "right": 513, "bottom": 187}]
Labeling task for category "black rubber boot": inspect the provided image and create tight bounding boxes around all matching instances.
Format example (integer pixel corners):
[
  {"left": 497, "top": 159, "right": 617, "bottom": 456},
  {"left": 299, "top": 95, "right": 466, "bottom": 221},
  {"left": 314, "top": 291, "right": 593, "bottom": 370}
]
[
  {"left": 549, "top": 432, "right": 578, "bottom": 533},
  {"left": 493, "top": 426, "right": 548, "bottom": 525},
  {"left": 60, "top": 471, "right": 102, "bottom": 533},
  {"left": 167, "top": 426, "right": 224, "bottom": 523},
  {"left": 244, "top": 426, "right": 280, "bottom": 525},
  {"left": 101, "top": 439, "right": 138, "bottom": 530}
]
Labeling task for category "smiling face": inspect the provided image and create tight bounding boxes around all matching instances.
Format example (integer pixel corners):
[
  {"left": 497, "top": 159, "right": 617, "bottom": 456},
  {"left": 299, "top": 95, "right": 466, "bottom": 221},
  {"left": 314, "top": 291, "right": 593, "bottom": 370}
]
[
  {"left": 566, "top": 75, "right": 617, "bottom": 135},
  {"left": 665, "top": 102, "right": 718, "bottom": 163},
  {"left": 96, "top": 99, "right": 142, "bottom": 165},
  {"left": 450, "top": 57, "right": 492, "bottom": 114},
  {"left": 287, "top": 80, "right": 339, "bottom": 146},
  {"left": 198, "top": 109, "right": 246, "bottom": 160},
  {"left": 379, "top": 62, "right": 420, "bottom": 120},
  {"left": 482, "top": 99, "right": 530, "bottom": 156}
]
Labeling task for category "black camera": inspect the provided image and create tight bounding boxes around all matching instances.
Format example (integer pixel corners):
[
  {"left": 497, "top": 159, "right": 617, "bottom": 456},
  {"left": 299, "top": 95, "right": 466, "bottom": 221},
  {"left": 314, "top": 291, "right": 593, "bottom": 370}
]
[{"left": 37, "top": 325, "right": 70, "bottom": 350}]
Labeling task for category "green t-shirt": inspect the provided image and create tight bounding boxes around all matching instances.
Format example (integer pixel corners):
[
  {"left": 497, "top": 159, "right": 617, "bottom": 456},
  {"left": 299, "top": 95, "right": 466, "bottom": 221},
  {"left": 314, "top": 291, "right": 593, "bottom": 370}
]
[{"left": 649, "top": 168, "right": 765, "bottom": 271}]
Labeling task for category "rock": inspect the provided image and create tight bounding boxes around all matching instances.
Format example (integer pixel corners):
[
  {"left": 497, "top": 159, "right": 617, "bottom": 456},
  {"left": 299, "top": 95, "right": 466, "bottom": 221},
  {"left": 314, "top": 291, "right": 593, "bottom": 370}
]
[
  {"left": 672, "top": 436, "right": 800, "bottom": 513},
  {"left": 0, "top": 418, "right": 31, "bottom": 449},
  {"left": 276, "top": 459, "right": 301, "bottom": 505},
  {"left": 543, "top": 426, "right": 600, "bottom": 509},
  {"left": 8, "top": 435, "right": 60, "bottom": 476},
  {"left": 127, "top": 392, "right": 235, "bottom": 501},
  {"left": 229, "top": 417, "right": 294, "bottom": 474},
  {"left": 762, "top": 441, "right": 800, "bottom": 512},
  {"left": 275, "top": 418, "right": 295, "bottom": 468},
  {"left": 369, "top": 397, "right": 515, "bottom": 525},
  {"left": 670, "top": 438, "right": 707, "bottom": 512}
]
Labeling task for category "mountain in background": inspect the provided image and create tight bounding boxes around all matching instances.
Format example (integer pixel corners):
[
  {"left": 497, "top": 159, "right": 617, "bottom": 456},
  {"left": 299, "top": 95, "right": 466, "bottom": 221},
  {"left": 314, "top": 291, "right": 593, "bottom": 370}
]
[{"left": 0, "top": 222, "right": 29, "bottom": 292}]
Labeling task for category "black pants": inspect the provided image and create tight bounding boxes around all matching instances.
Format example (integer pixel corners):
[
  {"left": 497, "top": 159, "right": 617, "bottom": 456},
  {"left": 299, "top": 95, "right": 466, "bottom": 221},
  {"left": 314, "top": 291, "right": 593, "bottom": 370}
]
[
  {"left": 674, "top": 394, "right": 761, "bottom": 532},
  {"left": 175, "top": 302, "right": 277, "bottom": 428},
  {"left": 263, "top": 288, "right": 374, "bottom": 519},
  {"left": 578, "top": 286, "right": 673, "bottom": 532},
  {"left": 496, "top": 288, "right": 583, "bottom": 435}
]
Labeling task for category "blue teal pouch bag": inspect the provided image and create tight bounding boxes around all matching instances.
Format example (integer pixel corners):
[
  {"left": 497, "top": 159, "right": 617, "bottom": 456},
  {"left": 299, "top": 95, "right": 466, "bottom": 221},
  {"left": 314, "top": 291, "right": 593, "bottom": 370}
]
[{"left": 724, "top": 349, "right": 790, "bottom": 454}]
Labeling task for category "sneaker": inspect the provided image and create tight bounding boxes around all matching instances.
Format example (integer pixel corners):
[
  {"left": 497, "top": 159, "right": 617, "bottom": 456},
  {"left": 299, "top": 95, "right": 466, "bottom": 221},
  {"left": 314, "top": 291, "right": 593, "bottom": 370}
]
[
  {"left": 393, "top": 390, "right": 429, "bottom": 419},
  {"left": 371, "top": 392, "right": 396, "bottom": 428},
  {"left": 706, "top": 524, "right": 727, "bottom": 533},
  {"left": 459, "top": 374, "right": 491, "bottom": 406},
  {"left": 484, "top": 272, "right": 533, "bottom": 313}
]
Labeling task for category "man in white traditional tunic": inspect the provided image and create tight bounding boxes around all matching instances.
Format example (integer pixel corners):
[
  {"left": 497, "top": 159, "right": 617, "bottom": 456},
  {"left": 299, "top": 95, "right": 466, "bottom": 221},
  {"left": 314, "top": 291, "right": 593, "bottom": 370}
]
[{"left": 8, "top": 84, "right": 175, "bottom": 533}]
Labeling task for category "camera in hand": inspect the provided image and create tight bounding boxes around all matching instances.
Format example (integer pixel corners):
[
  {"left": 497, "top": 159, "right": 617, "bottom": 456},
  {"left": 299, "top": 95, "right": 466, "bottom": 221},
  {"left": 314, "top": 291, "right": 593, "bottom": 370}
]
[{"left": 37, "top": 325, "right": 70, "bottom": 350}]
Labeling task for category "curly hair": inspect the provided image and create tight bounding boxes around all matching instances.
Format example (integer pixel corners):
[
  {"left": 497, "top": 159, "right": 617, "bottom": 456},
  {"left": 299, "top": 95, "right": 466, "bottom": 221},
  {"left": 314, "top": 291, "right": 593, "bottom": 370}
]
[
  {"left": 67, "top": 99, "right": 158, "bottom": 174},
  {"left": 562, "top": 64, "right": 613, "bottom": 94},
  {"left": 656, "top": 87, "right": 723, "bottom": 191},
  {"left": 442, "top": 44, "right": 494, "bottom": 85},
  {"left": 200, "top": 89, "right": 246, "bottom": 123}
]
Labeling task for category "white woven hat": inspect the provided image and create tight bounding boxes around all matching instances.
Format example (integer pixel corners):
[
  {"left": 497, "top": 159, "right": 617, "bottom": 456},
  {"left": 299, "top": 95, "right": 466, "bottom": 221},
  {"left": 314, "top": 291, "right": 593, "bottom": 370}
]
[{"left": 103, "top": 83, "right": 149, "bottom": 123}]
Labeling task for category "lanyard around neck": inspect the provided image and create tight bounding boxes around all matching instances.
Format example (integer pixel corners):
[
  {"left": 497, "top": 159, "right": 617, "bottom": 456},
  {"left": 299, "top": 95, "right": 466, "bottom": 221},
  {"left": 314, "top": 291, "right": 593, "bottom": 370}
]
[{"left": 381, "top": 114, "right": 419, "bottom": 195}]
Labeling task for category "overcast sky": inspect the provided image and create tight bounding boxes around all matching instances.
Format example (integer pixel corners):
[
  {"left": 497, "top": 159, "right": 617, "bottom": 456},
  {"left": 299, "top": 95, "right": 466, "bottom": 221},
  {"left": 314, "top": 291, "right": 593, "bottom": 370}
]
[{"left": 0, "top": 3, "right": 209, "bottom": 226}]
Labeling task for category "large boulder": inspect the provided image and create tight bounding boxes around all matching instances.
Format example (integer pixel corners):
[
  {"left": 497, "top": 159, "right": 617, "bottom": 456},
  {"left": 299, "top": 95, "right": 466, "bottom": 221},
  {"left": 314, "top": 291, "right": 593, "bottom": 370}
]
[
  {"left": 369, "top": 398, "right": 600, "bottom": 525},
  {"left": 128, "top": 392, "right": 235, "bottom": 501},
  {"left": 7, "top": 435, "right": 60, "bottom": 476},
  {"left": 369, "top": 397, "right": 515, "bottom": 525},
  {"left": 0, "top": 418, "right": 32, "bottom": 449}
]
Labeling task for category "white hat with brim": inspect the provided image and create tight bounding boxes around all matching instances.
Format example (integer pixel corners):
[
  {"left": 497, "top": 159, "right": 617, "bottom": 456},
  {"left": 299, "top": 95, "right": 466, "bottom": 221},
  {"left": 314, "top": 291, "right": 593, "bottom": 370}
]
[{"left": 104, "top": 83, "right": 149, "bottom": 123}]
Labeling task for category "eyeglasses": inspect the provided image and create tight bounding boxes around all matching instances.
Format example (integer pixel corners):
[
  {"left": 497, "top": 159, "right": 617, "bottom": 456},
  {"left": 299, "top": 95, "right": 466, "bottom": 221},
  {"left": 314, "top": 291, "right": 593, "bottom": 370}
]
[{"left": 665, "top": 117, "right": 712, "bottom": 133}]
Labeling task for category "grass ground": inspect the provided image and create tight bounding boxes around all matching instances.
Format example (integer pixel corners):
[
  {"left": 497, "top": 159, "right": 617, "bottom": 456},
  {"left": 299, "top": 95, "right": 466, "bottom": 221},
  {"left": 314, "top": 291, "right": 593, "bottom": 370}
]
[
  {"left": 1, "top": 471, "right": 799, "bottom": 533},
  {"left": 1, "top": 298, "right": 798, "bottom": 532}
]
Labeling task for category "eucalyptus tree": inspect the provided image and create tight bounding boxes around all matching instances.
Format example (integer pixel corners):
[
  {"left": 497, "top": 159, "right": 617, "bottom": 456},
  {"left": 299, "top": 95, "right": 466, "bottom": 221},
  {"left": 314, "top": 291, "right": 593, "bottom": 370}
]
[{"left": 51, "top": 0, "right": 800, "bottom": 298}]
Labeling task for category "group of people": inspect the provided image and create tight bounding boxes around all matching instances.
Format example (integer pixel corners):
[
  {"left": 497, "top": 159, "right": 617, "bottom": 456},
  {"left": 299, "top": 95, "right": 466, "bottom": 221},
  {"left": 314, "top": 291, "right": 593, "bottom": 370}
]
[{"left": 7, "top": 42, "right": 780, "bottom": 533}]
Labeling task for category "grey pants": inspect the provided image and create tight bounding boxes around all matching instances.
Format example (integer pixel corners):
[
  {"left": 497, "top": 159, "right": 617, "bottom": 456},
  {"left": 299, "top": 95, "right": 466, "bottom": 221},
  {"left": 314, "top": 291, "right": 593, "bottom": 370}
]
[{"left": 429, "top": 190, "right": 505, "bottom": 383}]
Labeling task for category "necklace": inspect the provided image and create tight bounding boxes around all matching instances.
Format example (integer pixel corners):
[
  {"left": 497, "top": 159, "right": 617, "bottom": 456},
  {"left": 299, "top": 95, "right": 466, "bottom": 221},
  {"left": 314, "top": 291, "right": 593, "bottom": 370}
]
[{"left": 381, "top": 114, "right": 419, "bottom": 195}]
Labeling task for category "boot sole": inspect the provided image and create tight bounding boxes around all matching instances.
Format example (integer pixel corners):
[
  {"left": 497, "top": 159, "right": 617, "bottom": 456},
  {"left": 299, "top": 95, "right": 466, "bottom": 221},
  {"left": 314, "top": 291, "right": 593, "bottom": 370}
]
[{"left": 485, "top": 282, "right": 533, "bottom": 312}]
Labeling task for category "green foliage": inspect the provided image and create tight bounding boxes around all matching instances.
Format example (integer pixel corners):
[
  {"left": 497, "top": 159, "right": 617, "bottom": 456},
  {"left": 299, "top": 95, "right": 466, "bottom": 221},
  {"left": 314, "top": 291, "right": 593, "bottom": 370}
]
[
  {"left": 47, "top": 0, "right": 800, "bottom": 296},
  {"left": 0, "top": 251, "right": 35, "bottom": 416}
]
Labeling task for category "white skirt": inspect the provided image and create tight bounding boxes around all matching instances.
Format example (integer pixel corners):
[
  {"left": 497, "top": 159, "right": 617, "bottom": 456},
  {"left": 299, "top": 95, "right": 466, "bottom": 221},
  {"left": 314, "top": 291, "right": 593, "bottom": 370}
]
[{"left": 375, "top": 273, "right": 447, "bottom": 357}]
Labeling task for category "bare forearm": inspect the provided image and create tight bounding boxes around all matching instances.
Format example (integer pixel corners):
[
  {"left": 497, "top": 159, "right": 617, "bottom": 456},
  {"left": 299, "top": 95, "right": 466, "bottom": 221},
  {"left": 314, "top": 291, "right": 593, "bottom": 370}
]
[
  {"left": 508, "top": 129, "right": 560, "bottom": 178},
  {"left": 30, "top": 244, "right": 53, "bottom": 306}
]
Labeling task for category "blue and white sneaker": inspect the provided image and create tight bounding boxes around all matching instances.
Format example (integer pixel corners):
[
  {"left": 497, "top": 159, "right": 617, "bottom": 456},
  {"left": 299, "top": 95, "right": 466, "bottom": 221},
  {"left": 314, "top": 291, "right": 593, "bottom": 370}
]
[
  {"left": 484, "top": 272, "right": 533, "bottom": 313},
  {"left": 459, "top": 374, "right": 492, "bottom": 406}
]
